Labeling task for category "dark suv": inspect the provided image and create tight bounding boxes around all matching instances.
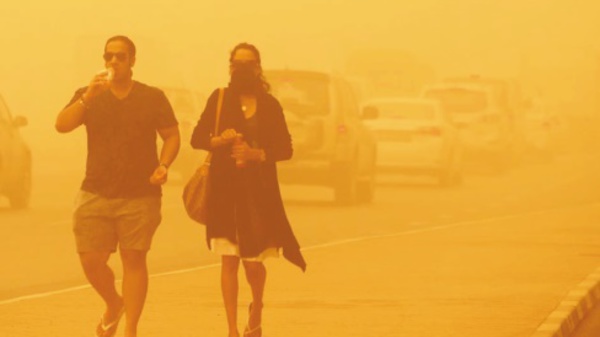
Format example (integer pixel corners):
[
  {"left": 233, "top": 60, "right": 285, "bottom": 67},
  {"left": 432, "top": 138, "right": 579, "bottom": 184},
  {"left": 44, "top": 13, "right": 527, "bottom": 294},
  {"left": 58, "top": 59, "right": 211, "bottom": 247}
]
[
  {"left": 0, "top": 94, "right": 31, "bottom": 208},
  {"left": 264, "top": 70, "right": 377, "bottom": 204}
]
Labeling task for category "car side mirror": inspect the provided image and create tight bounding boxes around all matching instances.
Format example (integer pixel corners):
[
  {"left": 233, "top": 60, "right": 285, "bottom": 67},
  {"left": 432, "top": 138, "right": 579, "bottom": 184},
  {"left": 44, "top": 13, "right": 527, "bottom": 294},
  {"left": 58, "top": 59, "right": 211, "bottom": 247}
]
[
  {"left": 13, "top": 115, "right": 28, "bottom": 128},
  {"left": 362, "top": 106, "right": 379, "bottom": 120}
]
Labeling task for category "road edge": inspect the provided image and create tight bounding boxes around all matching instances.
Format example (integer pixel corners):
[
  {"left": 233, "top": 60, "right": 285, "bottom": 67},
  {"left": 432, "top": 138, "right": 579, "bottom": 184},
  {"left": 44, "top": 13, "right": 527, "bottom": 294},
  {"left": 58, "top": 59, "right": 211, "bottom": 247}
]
[{"left": 531, "top": 266, "right": 600, "bottom": 337}]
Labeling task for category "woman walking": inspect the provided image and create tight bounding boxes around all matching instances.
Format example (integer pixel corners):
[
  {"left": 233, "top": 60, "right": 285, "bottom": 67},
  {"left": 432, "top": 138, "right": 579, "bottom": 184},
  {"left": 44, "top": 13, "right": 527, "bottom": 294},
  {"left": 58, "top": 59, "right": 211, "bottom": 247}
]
[{"left": 191, "top": 42, "right": 306, "bottom": 337}]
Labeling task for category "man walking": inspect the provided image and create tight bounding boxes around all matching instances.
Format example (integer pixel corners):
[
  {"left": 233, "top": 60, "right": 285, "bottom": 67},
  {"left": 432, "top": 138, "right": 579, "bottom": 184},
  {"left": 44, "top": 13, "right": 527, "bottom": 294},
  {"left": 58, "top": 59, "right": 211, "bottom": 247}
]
[{"left": 55, "top": 35, "right": 180, "bottom": 337}]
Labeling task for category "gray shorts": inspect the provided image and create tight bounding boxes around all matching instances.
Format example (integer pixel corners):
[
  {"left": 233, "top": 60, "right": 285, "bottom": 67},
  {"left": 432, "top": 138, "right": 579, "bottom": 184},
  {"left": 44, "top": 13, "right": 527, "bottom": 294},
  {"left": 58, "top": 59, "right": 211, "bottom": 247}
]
[{"left": 73, "top": 190, "right": 161, "bottom": 253}]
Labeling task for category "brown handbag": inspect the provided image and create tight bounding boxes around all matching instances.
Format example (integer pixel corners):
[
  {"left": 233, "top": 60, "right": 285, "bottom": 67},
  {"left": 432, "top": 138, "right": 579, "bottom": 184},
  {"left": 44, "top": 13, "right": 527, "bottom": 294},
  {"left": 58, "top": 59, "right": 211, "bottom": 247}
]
[{"left": 182, "top": 88, "right": 225, "bottom": 224}]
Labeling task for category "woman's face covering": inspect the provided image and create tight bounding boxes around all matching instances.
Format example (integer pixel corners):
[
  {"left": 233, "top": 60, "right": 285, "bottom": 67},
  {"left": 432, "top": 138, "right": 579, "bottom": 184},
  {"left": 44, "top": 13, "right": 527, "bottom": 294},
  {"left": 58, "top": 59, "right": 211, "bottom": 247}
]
[{"left": 229, "top": 48, "right": 261, "bottom": 94}]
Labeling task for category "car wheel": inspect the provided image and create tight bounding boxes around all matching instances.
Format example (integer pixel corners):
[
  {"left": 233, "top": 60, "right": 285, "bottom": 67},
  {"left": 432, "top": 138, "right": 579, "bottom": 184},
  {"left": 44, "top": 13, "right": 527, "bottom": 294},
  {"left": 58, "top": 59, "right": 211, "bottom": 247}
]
[
  {"left": 490, "top": 151, "right": 511, "bottom": 174},
  {"left": 334, "top": 163, "right": 358, "bottom": 206},
  {"left": 356, "top": 178, "right": 375, "bottom": 203},
  {"left": 437, "top": 169, "right": 453, "bottom": 187},
  {"left": 356, "top": 160, "right": 376, "bottom": 203},
  {"left": 452, "top": 169, "right": 464, "bottom": 186},
  {"left": 9, "top": 164, "right": 31, "bottom": 209}
]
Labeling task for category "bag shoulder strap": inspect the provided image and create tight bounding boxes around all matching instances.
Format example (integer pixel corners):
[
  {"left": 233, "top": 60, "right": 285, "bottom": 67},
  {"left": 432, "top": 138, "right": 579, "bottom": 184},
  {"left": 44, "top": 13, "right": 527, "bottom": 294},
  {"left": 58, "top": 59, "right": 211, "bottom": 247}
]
[
  {"left": 214, "top": 88, "right": 225, "bottom": 135},
  {"left": 205, "top": 88, "right": 225, "bottom": 164}
]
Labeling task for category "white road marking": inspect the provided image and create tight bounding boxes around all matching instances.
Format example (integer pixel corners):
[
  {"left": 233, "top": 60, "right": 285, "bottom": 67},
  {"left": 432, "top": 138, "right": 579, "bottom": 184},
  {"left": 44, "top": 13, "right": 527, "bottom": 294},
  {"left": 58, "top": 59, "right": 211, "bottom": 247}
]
[
  {"left": 407, "top": 221, "right": 429, "bottom": 227},
  {"left": 0, "top": 285, "right": 91, "bottom": 305},
  {"left": 1, "top": 202, "right": 598, "bottom": 306}
]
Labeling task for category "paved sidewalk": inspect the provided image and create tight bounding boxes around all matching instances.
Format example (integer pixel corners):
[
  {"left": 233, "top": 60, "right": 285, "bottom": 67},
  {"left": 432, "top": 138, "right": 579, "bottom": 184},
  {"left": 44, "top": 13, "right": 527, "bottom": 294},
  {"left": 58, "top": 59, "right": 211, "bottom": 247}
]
[{"left": 1, "top": 204, "right": 600, "bottom": 337}]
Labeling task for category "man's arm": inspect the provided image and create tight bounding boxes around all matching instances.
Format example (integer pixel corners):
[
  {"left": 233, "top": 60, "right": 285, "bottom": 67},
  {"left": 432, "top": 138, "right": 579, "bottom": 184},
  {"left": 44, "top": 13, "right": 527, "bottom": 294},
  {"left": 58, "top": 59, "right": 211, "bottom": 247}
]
[
  {"left": 157, "top": 125, "right": 180, "bottom": 168},
  {"left": 56, "top": 72, "right": 111, "bottom": 133},
  {"left": 55, "top": 94, "right": 87, "bottom": 133},
  {"left": 149, "top": 125, "right": 180, "bottom": 185}
]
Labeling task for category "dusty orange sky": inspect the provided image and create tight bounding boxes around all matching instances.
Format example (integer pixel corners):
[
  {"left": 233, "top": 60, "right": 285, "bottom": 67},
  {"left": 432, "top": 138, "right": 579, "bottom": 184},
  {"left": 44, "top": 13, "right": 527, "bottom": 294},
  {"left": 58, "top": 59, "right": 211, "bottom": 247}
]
[{"left": 0, "top": 0, "right": 598, "bottom": 129}]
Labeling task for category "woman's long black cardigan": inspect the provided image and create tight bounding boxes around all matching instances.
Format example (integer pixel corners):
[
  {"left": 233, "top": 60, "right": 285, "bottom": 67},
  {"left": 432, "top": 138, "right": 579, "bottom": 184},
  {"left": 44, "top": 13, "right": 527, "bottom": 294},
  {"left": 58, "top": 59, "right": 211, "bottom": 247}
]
[{"left": 191, "top": 88, "right": 306, "bottom": 271}]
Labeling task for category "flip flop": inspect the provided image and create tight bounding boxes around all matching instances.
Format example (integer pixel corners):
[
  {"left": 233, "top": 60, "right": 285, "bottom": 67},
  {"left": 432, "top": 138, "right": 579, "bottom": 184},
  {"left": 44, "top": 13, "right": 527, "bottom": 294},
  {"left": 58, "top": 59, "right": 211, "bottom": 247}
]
[
  {"left": 95, "top": 307, "right": 125, "bottom": 337},
  {"left": 244, "top": 302, "right": 262, "bottom": 337},
  {"left": 244, "top": 324, "right": 262, "bottom": 337}
]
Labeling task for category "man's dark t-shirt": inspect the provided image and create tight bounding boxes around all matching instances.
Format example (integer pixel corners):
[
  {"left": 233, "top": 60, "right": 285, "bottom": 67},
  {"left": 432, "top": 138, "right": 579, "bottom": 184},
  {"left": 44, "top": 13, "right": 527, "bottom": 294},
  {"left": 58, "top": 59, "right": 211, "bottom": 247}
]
[{"left": 67, "top": 81, "right": 178, "bottom": 198}]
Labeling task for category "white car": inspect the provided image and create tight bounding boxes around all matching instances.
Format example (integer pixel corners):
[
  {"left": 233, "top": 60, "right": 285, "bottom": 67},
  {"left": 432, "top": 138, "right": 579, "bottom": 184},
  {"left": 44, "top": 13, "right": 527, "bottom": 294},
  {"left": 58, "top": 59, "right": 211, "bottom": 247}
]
[
  {"left": 422, "top": 84, "right": 514, "bottom": 172},
  {"left": 520, "top": 99, "right": 565, "bottom": 161},
  {"left": 0, "top": 93, "right": 31, "bottom": 208},
  {"left": 362, "top": 97, "right": 463, "bottom": 186}
]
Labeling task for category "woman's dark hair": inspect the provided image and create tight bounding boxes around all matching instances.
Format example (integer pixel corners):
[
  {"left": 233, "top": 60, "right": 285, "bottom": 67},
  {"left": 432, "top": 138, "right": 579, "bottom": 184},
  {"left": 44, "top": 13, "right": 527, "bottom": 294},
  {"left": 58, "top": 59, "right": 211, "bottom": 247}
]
[
  {"left": 105, "top": 35, "right": 136, "bottom": 58},
  {"left": 229, "top": 42, "right": 270, "bottom": 93}
]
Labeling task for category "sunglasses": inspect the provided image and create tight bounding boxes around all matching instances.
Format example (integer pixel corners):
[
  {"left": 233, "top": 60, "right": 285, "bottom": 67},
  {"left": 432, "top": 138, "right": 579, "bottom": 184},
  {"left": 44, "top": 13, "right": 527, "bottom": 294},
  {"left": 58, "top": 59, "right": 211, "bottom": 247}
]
[{"left": 103, "top": 52, "right": 127, "bottom": 62}]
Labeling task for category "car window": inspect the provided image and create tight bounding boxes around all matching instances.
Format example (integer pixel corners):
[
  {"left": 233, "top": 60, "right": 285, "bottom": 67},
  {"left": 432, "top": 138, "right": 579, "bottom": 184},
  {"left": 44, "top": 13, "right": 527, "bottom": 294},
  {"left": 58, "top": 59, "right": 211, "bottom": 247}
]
[
  {"left": 371, "top": 101, "right": 436, "bottom": 120},
  {"left": 445, "top": 78, "right": 511, "bottom": 109},
  {"left": 267, "top": 72, "right": 330, "bottom": 117},
  {"left": 424, "top": 88, "right": 488, "bottom": 114}
]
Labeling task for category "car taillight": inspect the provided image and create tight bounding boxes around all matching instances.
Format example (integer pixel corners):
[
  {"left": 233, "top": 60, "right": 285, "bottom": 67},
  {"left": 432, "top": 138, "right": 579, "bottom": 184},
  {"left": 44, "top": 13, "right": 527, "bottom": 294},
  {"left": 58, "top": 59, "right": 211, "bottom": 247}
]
[
  {"left": 419, "top": 127, "right": 442, "bottom": 136},
  {"left": 481, "top": 114, "right": 499, "bottom": 123},
  {"left": 542, "top": 119, "right": 554, "bottom": 128}
]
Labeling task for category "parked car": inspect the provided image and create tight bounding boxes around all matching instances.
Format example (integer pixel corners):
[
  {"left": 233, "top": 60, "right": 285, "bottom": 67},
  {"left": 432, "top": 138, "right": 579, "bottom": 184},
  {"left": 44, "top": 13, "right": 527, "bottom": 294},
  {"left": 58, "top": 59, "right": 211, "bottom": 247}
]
[
  {"left": 362, "top": 97, "right": 463, "bottom": 186},
  {"left": 0, "top": 94, "right": 31, "bottom": 208},
  {"left": 443, "top": 75, "right": 527, "bottom": 165},
  {"left": 161, "top": 86, "right": 206, "bottom": 181},
  {"left": 264, "top": 69, "right": 378, "bottom": 204},
  {"left": 423, "top": 83, "right": 514, "bottom": 172},
  {"left": 520, "top": 98, "right": 566, "bottom": 162}
]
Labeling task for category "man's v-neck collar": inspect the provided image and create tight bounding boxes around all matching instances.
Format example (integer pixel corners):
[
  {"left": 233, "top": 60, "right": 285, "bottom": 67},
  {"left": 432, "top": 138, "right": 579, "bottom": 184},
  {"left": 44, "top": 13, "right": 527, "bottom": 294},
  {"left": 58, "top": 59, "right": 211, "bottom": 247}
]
[{"left": 109, "top": 80, "right": 137, "bottom": 101}]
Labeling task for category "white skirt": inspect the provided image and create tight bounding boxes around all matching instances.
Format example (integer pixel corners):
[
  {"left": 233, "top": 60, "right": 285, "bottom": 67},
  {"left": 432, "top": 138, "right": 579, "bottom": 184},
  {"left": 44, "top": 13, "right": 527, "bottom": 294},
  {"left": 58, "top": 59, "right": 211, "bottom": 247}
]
[{"left": 210, "top": 238, "right": 280, "bottom": 262}]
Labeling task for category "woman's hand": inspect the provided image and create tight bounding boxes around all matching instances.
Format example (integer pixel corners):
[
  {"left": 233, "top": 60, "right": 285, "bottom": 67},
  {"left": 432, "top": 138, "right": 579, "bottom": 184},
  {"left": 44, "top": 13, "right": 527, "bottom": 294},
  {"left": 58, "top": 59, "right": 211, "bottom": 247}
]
[
  {"left": 210, "top": 129, "right": 239, "bottom": 148},
  {"left": 231, "top": 141, "right": 264, "bottom": 162},
  {"left": 220, "top": 129, "right": 239, "bottom": 143}
]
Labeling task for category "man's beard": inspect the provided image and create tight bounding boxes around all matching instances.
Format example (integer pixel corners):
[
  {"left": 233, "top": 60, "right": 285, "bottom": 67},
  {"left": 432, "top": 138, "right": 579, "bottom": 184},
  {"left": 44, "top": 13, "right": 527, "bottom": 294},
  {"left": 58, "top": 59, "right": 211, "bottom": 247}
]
[{"left": 229, "top": 67, "right": 261, "bottom": 94}]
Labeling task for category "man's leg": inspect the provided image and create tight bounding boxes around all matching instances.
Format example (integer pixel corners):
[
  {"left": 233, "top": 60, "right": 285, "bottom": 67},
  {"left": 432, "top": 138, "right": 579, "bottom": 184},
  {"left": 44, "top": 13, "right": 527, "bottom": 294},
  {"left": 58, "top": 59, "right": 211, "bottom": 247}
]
[
  {"left": 222, "top": 255, "right": 241, "bottom": 337},
  {"left": 79, "top": 252, "right": 124, "bottom": 335},
  {"left": 120, "top": 249, "right": 149, "bottom": 337}
]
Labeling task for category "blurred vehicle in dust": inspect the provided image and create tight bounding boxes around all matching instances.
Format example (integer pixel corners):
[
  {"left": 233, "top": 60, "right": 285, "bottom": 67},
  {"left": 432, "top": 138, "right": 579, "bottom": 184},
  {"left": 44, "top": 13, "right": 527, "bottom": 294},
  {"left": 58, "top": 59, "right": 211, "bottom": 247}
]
[
  {"left": 362, "top": 97, "right": 463, "bottom": 186},
  {"left": 520, "top": 98, "right": 568, "bottom": 162},
  {"left": 0, "top": 94, "right": 31, "bottom": 208},
  {"left": 423, "top": 83, "right": 514, "bottom": 172},
  {"left": 265, "top": 69, "right": 378, "bottom": 205},
  {"left": 161, "top": 86, "right": 206, "bottom": 181},
  {"left": 442, "top": 75, "right": 529, "bottom": 166}
]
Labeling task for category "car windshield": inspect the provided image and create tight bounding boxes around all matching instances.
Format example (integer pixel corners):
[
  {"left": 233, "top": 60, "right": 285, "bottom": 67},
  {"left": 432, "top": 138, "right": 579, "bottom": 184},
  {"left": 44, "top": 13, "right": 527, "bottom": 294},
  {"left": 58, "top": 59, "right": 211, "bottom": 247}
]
[
  {"left": 445, "top": 78, "right": 510, "bottom": 108},
  {"left": 266, "top": 72, "right": 330, "bottom": 116},
  {"left": 424, "top": 88, "right": 487, "bottom": 113},
  {"left": 370, "top": 101, "right": 436, "bottom": 120}
]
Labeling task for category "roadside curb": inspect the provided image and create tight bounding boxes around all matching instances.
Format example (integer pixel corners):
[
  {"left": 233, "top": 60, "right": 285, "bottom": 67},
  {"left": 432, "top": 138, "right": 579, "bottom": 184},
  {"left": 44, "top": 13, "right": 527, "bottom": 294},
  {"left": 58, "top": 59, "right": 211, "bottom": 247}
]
[{"left": 531, "top": 266, "right": 600, "bottom": 337}]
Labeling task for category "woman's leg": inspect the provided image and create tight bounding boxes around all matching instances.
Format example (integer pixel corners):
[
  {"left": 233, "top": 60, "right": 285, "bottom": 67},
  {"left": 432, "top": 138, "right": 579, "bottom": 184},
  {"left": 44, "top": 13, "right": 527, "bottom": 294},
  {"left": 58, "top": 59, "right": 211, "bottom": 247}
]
[
  {"left": 242, "top": 261, "right": 266, "bottom": 334},
  {"left": 222, "top": 255, "right": 241, "bottom": 337}
]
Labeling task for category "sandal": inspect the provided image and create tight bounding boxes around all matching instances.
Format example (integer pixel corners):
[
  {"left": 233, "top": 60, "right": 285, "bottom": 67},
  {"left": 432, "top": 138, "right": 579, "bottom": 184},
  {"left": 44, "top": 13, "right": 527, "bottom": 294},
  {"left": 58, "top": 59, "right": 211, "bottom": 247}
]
[
  {"left": 244, "top": 325, "right": 262, "bottom": 337},
  {"left": 95, "top": 306, "right": 125, "bottom": 337},
  {"left": 243, "top": 302, "right": 263, "bottom": 337}
]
